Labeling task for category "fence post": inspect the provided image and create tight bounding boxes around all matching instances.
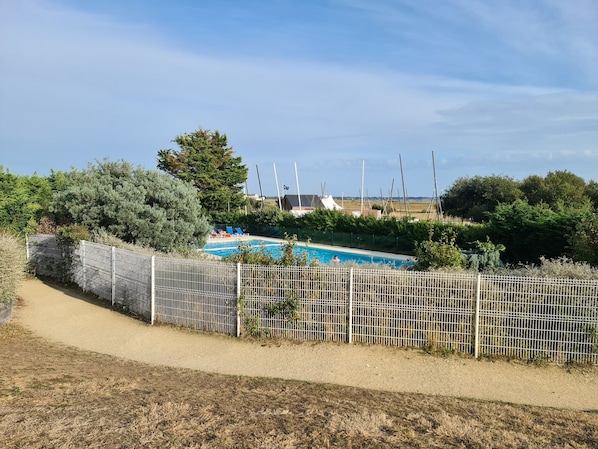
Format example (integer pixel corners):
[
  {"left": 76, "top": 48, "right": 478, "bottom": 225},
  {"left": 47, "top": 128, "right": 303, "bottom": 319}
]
[
  {"left": 111, "top": 246, "right": 116, "bottom": 306},
  {"left": 474, "top": 273, "right": 481, "bottom": 359},
  {"left": 347, "top": 267, "right": 354, "bottom": 344},
  {"left": 236, "top": 262, "right": 241, "bottom": 338},
  {"left": 81, "top": 240, "right": 86, "bottom": 291},
  {"left": 25, "top": 235, "right": 30, "bottom": 261},
  {"left": 150, "top": 256, "right": 155, "bottom": 325}
]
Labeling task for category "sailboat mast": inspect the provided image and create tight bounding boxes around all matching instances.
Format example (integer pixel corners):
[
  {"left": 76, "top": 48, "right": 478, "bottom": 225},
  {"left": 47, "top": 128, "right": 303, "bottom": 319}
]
[
  {"left": 294, "top": 162, "right": 302, "bottom": 210},
  {"left": 432, "top": 150, "right": 443, "bottom": 221},
  {"left": 273, "top": 163, "right": 282, "bottom": 210},
  {"left": 360, "top": 160, "right": 365, "bottom": 214},
  {"left": 256, "top": 165, "right": 265, "bottom": 208},
  {"left": 399, "top": 154, "right": 410, "bottom": 216}
]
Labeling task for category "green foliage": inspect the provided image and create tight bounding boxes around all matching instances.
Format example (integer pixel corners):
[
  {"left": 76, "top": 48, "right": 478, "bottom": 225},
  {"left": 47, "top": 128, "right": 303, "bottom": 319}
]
[
  {"left": 210, "top": 210, "right": 248, "bottom": 230},
  {"left": 568, "top": 213, "right": 598, "bottom": 266},
  {"left": 299, "top": 208, "right": 346, "bottom": 232},
  {"left": 0, "top": 231, "right": 26, "bottom": 305},
  {"left": 223, "top": 241, "right": 278, "bottom": 265},
  {"left": 414, "top": 229, "right": 465, "bottom": 270},
  {"left": 443, "top": 171, "right": 595, "bottom": 222},
  {"left": 157, "top": 127, "right": 248, "bottom": 213},
  {"left": 264, "top": 292, "right": 301, "bottom": 321},
  {"left": 519, "top": 170, "right": 590, "bottom": 211},
  {"left": 519, "top": 175, "right": 545, "bottom": 206},
  {"left": 50, "top": 159, "right": 211, "bottom": 252},
  {"left": 0, "top": 167, "right": 54, "bottom": 234},
  {"left": 463, "top": 238, "right": 505, "bottom": 271},
  {"left": 56, "top": 225, "right": 91, "bottom": 247},
  {"left": 584, "top": 181, "right": 598, "bottom": 210},
  {"left": 441, "top": 175, "right": 522, "bottom": 222},
  {"left": 542, "top": 170, "right": 588, "bottom": 211},
  {"left": 485, "top": 201, "right": 583, "bottom": 264},
  {"left": 223, "top": 234, "right": 309, "bottom": 266},
  {"left": 277, "top": 234, "right": 309, "bottom": 266},
  {"left": 247, "top": 206, "right": 288, "bottom": 227}
]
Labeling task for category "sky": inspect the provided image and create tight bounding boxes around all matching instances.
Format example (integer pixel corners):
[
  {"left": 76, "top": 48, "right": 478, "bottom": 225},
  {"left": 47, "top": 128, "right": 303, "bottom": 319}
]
[{"left": 1, "top": 0, "right": 597, "bottom": 198}]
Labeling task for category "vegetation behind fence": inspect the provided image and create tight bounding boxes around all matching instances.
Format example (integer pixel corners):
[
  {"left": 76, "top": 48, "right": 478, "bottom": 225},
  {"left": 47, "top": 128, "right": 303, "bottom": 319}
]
[{"left": 27, "top": 235, "right": 598, "bottom": 364}]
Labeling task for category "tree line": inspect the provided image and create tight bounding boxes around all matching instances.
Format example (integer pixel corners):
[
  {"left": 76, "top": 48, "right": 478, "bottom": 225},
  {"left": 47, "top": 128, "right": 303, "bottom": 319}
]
[
  {"left": 441, "top": 172, "right": 598, "bottom": 222},
  {"left": 1, "top": 126, "right": 597, "bottom": 268}
]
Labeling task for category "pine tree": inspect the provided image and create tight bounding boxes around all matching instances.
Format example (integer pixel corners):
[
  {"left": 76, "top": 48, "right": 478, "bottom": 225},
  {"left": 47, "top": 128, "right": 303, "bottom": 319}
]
[{"left": 157, "top": 127, "right": 248, "bottom": 213}]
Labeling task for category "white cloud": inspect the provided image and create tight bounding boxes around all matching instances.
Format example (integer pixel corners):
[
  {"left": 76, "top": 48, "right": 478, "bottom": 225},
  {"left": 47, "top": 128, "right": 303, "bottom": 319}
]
[{"left": 1, "top": 0, "right": 597, "bottom": 196}]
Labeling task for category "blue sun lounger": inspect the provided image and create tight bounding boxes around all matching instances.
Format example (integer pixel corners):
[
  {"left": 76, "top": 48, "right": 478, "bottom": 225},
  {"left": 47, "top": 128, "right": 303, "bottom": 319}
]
[{"left": 235, "top": 227, "right": 247, "bottom": 236}]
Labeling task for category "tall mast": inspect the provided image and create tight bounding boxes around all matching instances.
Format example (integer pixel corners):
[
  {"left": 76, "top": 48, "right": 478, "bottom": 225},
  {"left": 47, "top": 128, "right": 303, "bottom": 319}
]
[
  {"left": 360, "top": 160, "right": 365, "bottom": 214},
  {"left": 294, "top": 162, "right": 302, "bottom": 210},
  {"left": 432, "top": 150, "right": 443, "bottom": 222},
  {"left": 399, "top": 154, "right": 410, "bottom": 216},
  {"left": 255, "top": 165, "right": 265, "bottom": 209},
  {"left": 273, "top": 163, "right": 282, "bottom": 210}
]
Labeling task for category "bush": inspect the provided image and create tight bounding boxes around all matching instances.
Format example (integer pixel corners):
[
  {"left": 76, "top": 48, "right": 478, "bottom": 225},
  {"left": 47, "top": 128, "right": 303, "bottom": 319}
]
[
  {"left": 0, "top": 231, "right": 26, "bottom": 305},
  {"left": 503, "top": 256, "right": 598, "bottom": 280},
  {"left": 50, "top": 159, "right": 211, "bottom": 252},
  {"left": 414, "top": 229, "right": 465, "bottom": 271},
  {"left": 223, "top": 234, "right": 310, "bottom": 266},
  {"left": 568, "top": 213, "right": 598, "bottom": 266}
]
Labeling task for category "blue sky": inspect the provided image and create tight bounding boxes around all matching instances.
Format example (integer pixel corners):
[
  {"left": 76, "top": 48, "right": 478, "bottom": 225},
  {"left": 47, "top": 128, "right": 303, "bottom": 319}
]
[{"left": 1, "top": 0, "right": 597, "bottom": 198}]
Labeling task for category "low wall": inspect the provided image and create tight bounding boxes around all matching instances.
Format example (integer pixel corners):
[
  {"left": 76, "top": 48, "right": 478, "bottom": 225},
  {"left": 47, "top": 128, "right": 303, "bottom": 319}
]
[{"left": 0, "top": 300, "right": 13, "bottom": 327}]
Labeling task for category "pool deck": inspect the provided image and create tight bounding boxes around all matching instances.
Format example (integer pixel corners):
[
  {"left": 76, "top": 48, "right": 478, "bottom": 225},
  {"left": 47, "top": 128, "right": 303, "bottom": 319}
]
[{"left": 207, "top": 234, "right": 415, "bottom": 262}]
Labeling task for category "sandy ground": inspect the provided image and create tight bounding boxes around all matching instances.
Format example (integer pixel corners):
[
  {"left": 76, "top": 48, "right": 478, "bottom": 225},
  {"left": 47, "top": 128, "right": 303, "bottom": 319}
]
[{"left": 15, "top": 278, "right": 598, "bottom": 411}]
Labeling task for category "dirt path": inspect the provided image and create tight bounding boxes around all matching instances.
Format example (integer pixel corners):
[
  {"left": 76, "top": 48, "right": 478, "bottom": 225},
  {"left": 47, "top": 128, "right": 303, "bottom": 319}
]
[{"left": 15, "top": 278, "right": 598, "bottom": 411}]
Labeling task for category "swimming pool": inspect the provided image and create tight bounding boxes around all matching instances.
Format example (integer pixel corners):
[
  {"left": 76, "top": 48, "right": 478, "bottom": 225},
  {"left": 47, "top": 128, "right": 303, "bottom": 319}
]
[{"left": 201, "top": 238, "right": 413, "bottom": 268}]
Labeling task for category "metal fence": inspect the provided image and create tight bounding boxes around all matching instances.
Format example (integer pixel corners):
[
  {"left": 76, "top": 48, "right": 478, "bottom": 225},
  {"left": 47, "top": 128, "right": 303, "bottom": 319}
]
[
  {"left": 26, "top": 236, "right": 598, "bottom": 364},
  {"left": 27, "top": 234, "right": 63, "bottom": 277}
]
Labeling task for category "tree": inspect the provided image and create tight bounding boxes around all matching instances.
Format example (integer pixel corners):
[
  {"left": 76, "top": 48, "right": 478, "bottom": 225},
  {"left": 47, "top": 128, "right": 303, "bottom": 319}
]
[
  {"left": 585, "top": 181, "right": 598, "bottom": 210},
  {"left": 50, "top": 160, "right": 211, "bottom": 251},
  {"left": 543, "top": 170, "right": 587, "bottom": 210},
  {"left": 157, "top": 127, "right": 248, "bottom": 213},
  {"left": 441, "top": 175, "right": 522, "bottom": 222},
  {"left": 0, "top": 167, "right": 53, "bottom": 234},
  {"left": 485, "top": 201, "right": 582, "bottom": 264},
  {"left": 522, "top": 171, "right": 589, "bottom": 211},
  {"left": 520, "top": 174, "right": 546, "bottom": 206},
  {"left": 568, "top": 214, "right": 598, "bottom": 266}
]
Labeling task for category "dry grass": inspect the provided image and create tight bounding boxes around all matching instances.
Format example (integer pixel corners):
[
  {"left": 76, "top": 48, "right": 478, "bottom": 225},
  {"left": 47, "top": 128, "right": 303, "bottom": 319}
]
[
  {"left": 0, "top": 232, "right": 26, "bottom": 305},
  {"left": 1, "top": 321, "right": 597, "bottom": 448}
]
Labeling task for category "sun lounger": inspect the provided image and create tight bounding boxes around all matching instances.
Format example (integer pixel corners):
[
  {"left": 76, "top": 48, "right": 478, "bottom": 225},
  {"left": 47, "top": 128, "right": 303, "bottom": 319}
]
[{"left": 235, "top": 227, "right": 247, "bottom": 236}]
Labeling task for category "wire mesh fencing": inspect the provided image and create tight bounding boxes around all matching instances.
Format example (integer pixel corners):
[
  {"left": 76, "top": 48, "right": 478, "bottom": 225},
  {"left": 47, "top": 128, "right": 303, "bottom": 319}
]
[
  {"left": 351, "top": 270, "right": 476, "bottom": 352},
  {"left": 239, "top": 264, "right": 350, "bottom": 341},
  {"left": 27, "top": 236, "right": 598, "bottom": 364},
  {"left": 27, "top": 234, "right": 63, "bottom": 278},
  {"left": 154, "top": 257, "right": 237, "bottom": 335},
  {"left": 73, "top": 241, "right": 112, "bottom": 302},
  {"left": 479, "top": 275, "right": 598, "bottom": 364}
]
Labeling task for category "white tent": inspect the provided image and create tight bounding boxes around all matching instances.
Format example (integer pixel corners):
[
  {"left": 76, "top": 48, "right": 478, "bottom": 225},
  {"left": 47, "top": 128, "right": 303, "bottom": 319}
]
[{"left": 320, "top": 195, "right": 343, "bottom": 210}]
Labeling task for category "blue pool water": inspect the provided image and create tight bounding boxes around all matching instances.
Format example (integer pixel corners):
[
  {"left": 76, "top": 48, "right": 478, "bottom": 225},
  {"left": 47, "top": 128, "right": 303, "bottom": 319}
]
[{"left": 201, "top": 238, "right": 412, "bottom": 268}]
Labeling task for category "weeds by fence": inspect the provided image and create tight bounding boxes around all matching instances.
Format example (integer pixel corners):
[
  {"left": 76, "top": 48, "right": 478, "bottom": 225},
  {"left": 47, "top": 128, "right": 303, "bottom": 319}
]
[{"left": 27, "top": 235, "right": 598, "bottom": 364}]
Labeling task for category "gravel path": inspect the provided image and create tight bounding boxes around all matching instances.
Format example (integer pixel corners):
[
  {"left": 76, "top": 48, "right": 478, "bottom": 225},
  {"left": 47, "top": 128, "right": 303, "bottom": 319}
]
[{"left": 15, "top": 278, "right": 598, "bottom": 411}]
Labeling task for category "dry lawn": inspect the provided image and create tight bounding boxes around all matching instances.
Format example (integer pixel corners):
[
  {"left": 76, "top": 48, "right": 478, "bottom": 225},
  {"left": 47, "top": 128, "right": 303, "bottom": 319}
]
[{"left": 1, "top": 322, "right": 597, "bottom": 448}]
